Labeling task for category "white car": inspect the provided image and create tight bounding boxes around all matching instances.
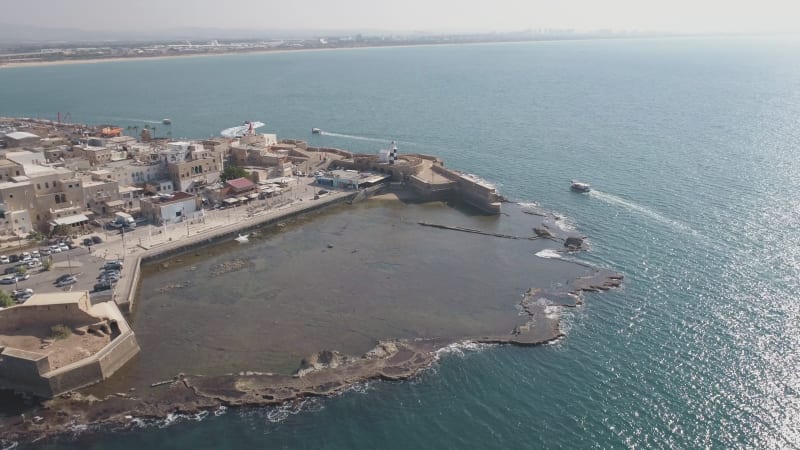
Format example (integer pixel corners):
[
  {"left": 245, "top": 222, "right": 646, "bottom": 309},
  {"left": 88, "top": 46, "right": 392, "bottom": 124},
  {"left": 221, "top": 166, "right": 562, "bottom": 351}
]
[
  {"left": 51, "top": 246, "right": 62, "bottom": 253},
  {"left": 0, "top": 255, "right": 8, "bottom": 264},
  {"left": 58, "top": 243, "right": 69, "bottom": 251}
]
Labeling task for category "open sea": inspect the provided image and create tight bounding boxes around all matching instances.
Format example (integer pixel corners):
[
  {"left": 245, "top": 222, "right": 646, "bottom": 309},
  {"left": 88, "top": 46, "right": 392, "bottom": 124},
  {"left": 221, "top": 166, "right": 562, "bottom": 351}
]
[{"left": 1, "top": 36, "right": 800, "bottom": 449}]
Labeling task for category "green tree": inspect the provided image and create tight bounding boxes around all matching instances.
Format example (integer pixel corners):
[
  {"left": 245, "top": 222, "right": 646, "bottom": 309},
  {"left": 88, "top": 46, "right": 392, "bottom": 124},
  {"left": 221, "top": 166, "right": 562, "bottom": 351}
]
[
  {"left": 15, "top": 265, "right": 27, "bottom": 275},
  {"left": 42, "top": 258, "right": 53, "bottom": 271},
  {"left": 0, "top": 291, "right": 13, "bottom": 307},
  {"left": 221, "top": 165, "right": 249, "bottom": 182},
  {"left": 51, "top": 224, "right": 70, "bottom": 237}
]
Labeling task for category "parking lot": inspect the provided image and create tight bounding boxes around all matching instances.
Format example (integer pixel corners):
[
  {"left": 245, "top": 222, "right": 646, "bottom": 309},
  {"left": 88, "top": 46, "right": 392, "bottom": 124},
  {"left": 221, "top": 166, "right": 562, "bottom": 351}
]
[{"left": 1, "top": 245, "right": 115, "bottom": 303}]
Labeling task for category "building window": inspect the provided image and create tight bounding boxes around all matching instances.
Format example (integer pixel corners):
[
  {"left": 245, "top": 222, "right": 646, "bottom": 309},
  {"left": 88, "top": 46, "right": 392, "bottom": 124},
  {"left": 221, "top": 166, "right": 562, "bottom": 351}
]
[
  {"left": 45, "top": 182, "right": 49, "bottom": 188},
  {"left": 37, "top": 184, "right": 41, "bottom": 190}
]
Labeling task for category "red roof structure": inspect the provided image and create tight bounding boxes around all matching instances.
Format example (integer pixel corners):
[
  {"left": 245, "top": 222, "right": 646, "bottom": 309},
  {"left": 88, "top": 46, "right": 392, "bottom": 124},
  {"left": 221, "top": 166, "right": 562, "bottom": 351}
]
[{"left": 225, "top": 177, "right": 256, "bottom": 193}]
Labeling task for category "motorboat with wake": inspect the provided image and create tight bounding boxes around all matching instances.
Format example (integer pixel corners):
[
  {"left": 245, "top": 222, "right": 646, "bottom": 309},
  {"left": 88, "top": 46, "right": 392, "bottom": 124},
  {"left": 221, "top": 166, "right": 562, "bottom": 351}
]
[
  {"left": 234, "top": 234, "right": 249, "bottom": 243},
  {"left": 570, "top": 180, "right": 591, "bottom": 192}
]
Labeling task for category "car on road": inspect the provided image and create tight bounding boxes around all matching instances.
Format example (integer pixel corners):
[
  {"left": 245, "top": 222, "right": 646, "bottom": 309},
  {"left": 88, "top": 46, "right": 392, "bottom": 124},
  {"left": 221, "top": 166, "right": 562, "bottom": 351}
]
[
  {"left": 0, "top": 255, "right": 8, "bottom": 264},
  {"left": 83, "top": 238, "right": 94, "bottom": 246},
  {"left": 91, "top": 236, "right": 103, "bottom": 244},
  {"left": 55, "top": 275, "right": 77, "bottom": 287}
]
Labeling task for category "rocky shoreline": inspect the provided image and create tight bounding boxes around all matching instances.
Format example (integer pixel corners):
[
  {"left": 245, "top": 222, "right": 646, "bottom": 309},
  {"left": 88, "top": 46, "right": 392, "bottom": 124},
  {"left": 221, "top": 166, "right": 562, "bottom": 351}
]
[
  {"left": 0, "top": 200, "right": 623, "bottom": 445},
  {"left": 0, "top": 270, "right": 621, "bottom": 445}
]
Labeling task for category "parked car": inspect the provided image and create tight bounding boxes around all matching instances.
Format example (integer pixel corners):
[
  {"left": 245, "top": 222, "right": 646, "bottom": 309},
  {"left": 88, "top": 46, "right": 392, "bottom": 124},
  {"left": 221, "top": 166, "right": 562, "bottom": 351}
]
[
  {"left": 55, "top": 275, "right": 77, "bottom": 287},
  {"left": 103, "top": 261, "right": 123, "bottom": 271},
  {"left": 9, "top": 254, "right": 19, "bottom": 263},
  {"left": 91, "top": 236, "right": 103, "bottom": 244},
  {"left": 93, "top": 282, "right": 113, "bottom": 292},
  {"left": 16, "top": 273, "right": 30, "bottom": 281},
  {"left": 0, "top": 255, "right": 8, "bottom": 264},
  {"left": 58, "top": 243, "right": 69, "bottom": 252},
  {"left": 39, "top": 248, "right": 51, "bottom": 256},
  {"left": 12, "top": 288, "right": 33, "bottom": 301},
  {"left": 26, "top": 259, "right": 41, "bottom": 268},
  {"left": 50, "top": 246, "right": 62, "bottom": 253},
  {"left": 0, "top": 276, "right": 16, "bottom": 284},
  {"left": 55, "top": 274, "right": 75, "bottom": 284},
  {"left": 20, "top": 252, "right": 31, "bottom": 262},
  {"left": 31, "top": 250, "right": 39, "bottom": 258},
  {"left": 3, "top": 267, "right": 17, "bottom": 275},
  {"left": 83, "top": 238, "right": 94, "bottom": 246}
]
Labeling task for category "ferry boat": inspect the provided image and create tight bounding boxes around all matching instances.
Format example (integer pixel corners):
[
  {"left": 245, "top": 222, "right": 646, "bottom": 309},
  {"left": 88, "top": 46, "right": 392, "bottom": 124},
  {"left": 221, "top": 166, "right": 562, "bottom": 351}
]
[
  {"left": 570, "top": 180, "right": 591, "bottom": 192},
  {"left": 312, "top": 128, "right": 322, "bottom": 134}
]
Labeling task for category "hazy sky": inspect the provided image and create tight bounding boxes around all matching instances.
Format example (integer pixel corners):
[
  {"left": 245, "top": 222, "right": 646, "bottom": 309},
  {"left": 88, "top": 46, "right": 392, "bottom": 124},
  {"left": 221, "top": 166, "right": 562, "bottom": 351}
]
[{"left": 11, "top": 0, "right": 800, "bottom": 34}]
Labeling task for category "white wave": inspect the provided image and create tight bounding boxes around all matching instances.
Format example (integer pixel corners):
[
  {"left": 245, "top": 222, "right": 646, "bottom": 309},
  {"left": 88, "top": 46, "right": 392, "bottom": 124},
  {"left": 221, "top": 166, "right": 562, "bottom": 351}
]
[
  {"left": 589, "top": 190, "right": 699, "bottom": 236},
  {"left": 535, "top": 249, "right": 563, "bottom": 259},
  {"left": 435, "top": 340, "right": 492, "bottom": 359}
]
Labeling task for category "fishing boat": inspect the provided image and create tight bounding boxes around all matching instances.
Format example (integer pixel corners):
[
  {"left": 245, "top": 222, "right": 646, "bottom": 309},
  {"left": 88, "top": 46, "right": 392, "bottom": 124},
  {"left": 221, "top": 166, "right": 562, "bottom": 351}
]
[
  {"left": 234, "top": 234, "right": 249, "bottom": 243},
  {"left": 570, "top": 180, "right": 591, "bottom": 192},
  {"left": 312, "top": 128, "right": 322, "bottom": 134}
]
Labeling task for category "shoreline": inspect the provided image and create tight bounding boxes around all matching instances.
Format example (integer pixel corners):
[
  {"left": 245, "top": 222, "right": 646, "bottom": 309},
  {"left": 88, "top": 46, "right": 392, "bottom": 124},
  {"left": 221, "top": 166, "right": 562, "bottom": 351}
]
[
  {"left": 0, "top": 193, "right": 622, "bottom": 445},
  {"left": 0, "top": 33, "right": 734, "bottom": 70},
  {"left": 0, "top": 42, "right": 499, "bottom": 70}
]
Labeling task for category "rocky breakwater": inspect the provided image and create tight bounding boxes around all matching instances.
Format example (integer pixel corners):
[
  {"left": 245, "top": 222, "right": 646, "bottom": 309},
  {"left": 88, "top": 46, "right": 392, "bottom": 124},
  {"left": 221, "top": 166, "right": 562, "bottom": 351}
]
[{"left": 0, "top": 201, "right": 624, "bottom": 445}]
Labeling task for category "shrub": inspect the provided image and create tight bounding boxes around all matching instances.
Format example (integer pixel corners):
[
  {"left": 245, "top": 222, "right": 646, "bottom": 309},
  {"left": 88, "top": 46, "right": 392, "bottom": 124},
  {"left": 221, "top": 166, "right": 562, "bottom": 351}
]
[
  {"left": 0, "top": 291, "right": 13, "bottom": 307},
  {"left": 50, "top": 324, "right": 72, "bottom": 340}
]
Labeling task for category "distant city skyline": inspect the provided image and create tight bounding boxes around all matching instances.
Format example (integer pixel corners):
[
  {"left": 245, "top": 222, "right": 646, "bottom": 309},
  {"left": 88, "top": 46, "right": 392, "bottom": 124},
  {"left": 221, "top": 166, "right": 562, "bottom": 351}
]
[{"left": 6, "top": 0, "right": 800, "bottom": 35}]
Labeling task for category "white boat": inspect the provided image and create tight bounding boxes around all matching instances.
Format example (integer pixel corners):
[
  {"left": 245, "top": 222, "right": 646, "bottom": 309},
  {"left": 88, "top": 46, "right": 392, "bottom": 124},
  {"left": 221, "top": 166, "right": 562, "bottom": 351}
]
[
  {"left": 221, "top": 121, "right": 265, "bottom": 138},
  {"left": 162, "top": 118, "right": 172, "bottom": 125},
  {"left": 312, "top": 128, "right": 322, "bottom": 134},
  {"left": 570, "top": 180, "right": 591, "bottom": 192},
  {"left": 234, "top": 234, "right": 249, "bottom": 243}
]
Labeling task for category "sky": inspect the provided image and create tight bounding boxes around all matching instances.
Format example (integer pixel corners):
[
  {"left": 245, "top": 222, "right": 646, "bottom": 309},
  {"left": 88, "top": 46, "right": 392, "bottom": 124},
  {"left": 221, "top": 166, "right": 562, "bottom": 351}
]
[{"left": 8, "top": 0, "right": 800, "bottom": 34}]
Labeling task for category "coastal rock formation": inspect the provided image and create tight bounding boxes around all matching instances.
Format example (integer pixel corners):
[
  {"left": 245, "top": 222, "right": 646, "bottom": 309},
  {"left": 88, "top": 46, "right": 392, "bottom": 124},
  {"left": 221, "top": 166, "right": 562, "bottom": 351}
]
[
  {"left": 210, "top": 258, "right": 250, "bottom": 277},
  {"left": 564, "top": 236, "right": 585, "bottom": 249}
]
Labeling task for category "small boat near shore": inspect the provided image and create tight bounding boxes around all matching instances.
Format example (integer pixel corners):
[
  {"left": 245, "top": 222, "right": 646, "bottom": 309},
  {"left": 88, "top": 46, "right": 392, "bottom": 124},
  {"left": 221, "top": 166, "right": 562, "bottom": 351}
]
[
  {"left": 234, "top": 234, "right": 249, "bottom": 243},
  {"left": 570, "top": 180, "right": 591, "bottom": 192},
  {"left": 312, "top": 128, "right": 322, "bottom": 134},
  {"left": 162, "top": 118, "right": 171, "bottom": 125}
]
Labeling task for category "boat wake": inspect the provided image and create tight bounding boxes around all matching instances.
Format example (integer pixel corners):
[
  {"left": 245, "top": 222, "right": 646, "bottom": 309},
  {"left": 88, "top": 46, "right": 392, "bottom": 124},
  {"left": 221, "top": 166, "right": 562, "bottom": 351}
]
[
  {"left": 108, "top": 116, "right": 162, "bottom": 124},
  {"left": 319, "top": 131, "right": 421, "bottom": 148},
  {"left": 589, "top": 190, "right": 700, "bottom": 236}
]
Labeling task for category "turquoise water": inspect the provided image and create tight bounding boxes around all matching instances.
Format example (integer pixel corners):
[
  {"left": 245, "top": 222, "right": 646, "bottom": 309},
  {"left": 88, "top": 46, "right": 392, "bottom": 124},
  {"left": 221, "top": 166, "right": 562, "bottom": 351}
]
[{"left": 2, "top": 36, "right": 800, "bottom": 448}]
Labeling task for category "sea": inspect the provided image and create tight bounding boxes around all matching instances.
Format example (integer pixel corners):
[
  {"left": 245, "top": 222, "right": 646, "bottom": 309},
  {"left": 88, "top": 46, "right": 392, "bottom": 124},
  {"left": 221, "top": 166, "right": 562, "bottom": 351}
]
[{"left": 1, "top": 35, "right": 799, "bottom": 449}]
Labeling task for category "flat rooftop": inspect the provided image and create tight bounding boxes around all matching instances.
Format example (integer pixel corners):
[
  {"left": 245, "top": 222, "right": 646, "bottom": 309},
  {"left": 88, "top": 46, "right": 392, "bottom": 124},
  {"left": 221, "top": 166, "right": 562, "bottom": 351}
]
[{"left": 23, "top": 291, "right": 88, "bottom": 307}]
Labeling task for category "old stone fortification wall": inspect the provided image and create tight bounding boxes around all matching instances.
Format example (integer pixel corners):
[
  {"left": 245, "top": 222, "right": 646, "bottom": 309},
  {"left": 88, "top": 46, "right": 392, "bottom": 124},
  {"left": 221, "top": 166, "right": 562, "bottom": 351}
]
[
  {"left": 0, "top": 304, "right": 98, "bottom": 332},
  {"left": 0, "top": 302, "right": 140, "bottom": 398},
  {"left": 306, "top": 146, "right": 354, "bottom": 158}
]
